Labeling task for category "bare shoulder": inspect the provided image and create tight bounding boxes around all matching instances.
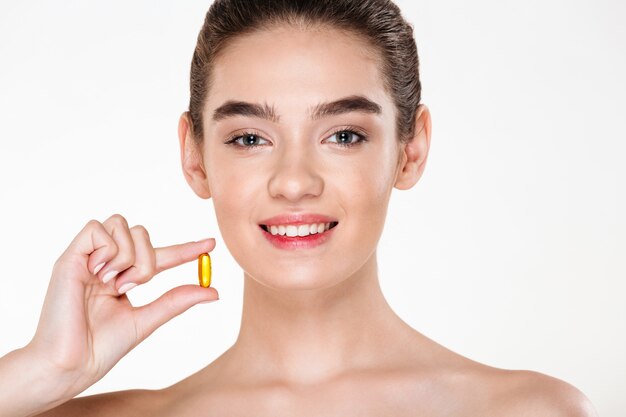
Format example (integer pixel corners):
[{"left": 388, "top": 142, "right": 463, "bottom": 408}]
[
  {"left": 398, "top": 330, "right": 598, "bottom": 417},
  {"left": 487, "top": 369, "right": 599, "bottom": 417},
  {"left": 35, "top": 388, "right": 167, "bottom": 417}
]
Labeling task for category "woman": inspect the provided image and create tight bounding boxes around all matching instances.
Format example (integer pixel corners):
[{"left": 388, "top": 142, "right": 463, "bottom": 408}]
[{"left": 0, "top": 0, "right": 598, "bottom": 415}]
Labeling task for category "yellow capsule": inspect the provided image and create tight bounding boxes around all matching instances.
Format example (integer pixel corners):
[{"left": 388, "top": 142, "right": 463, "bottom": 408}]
[{"left": 198, "top": 253, "right": 211, "bottom": 288}]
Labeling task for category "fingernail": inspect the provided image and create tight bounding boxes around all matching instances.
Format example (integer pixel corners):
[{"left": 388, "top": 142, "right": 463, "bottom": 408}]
[
  {"left": 93, "top": 262, "right": 106, "bottom": 275},
  {"left": 118, "top": 282, "right": 137, "bottom": 294},
  {"left": 199, "top": 298, "right": 219, "bottom": 304},
  {"left": 102, "top": 270, "right": 118, "bottom": 284}
]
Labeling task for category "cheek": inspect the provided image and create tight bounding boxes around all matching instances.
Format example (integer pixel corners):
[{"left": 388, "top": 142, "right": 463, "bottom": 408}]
[
  {"left": 340, "top": 163, "right": 393, "bottom": 246},
  {"left": 212, "top": 171, "right": 259, "bottom": 209},
  {"left": 206, "top": 163, "right": 260, "bottom": 242},
  {"left": 350, "top": 158, "right": 394, "bottom": 211}
]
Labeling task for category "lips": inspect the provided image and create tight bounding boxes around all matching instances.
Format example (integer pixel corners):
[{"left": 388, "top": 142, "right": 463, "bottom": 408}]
[
  {"left": 257, "top": 213, "right": 339, "bottom": 250},
  {"left": 258, "top": 213, "right": 339, "bottom": 227},
  {"left": 259, "top": 222, "right": 338, "bottom": 235}
]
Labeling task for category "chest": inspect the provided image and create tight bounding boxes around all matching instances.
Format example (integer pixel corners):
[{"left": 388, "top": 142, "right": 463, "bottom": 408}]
[{"left": 157, "top": 376, "right": 465, "bottom": 417}]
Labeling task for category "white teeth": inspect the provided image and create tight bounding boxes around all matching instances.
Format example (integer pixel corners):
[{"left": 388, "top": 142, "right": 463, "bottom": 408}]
[{"left": 266, "top": 222, "right": 335, "bottom": 237}]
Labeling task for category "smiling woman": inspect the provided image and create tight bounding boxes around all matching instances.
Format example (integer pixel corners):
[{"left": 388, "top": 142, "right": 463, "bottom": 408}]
[{"left": 0, "top": 0, "right": 602, "bottom": 416}]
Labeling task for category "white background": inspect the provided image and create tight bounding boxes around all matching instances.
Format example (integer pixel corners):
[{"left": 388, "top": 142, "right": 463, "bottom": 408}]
[{"left": 0, "top": 1, "right": 624, "bottom": 415}]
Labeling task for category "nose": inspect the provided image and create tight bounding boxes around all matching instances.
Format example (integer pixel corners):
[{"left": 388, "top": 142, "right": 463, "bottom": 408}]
[{"left": 267, "top": 145, "right": 324, "bottom": 202}]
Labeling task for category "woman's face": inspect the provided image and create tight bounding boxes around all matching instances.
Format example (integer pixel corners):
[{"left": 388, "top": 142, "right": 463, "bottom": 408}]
[{"left": 190, "top": 26, "right": 410, "bottom": 291}]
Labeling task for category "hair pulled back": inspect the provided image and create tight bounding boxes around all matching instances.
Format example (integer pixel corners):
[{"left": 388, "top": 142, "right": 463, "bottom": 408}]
[{"left": 188, "top": 0, "right": 421, "bottom": 145}]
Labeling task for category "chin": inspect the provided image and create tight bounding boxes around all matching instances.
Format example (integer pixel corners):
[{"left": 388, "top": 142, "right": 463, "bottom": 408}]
[{"left": 245, "top": 264, "right": 349, "bottom": 292}]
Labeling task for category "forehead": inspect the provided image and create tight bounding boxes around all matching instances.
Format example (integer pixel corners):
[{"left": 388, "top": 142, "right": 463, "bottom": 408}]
[{"left": 206, "top": 26, "right": 393, "bottom": 123}]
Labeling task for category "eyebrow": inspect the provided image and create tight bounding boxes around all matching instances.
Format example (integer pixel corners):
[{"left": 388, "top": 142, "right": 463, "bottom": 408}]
[{"left": 211, "top": 95, "right": 382, "bottom": 123}]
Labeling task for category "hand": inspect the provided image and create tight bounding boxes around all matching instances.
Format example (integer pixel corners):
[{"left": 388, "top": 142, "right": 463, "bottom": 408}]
[{"left": 27, "top": 213, "right": 219, "bottom": 400}]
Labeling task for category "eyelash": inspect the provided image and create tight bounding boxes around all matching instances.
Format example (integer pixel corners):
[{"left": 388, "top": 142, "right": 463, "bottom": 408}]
[{"left": 224, "top": 126, "right": 369, "bottom": 149}]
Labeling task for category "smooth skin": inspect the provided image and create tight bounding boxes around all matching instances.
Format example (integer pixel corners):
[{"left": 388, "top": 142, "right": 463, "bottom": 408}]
[
  {"left": 2, "top": 24, "right": 597, "bottom": 417},
  {"left": 0, "top": 218, "right": 219, "bottom": 417}
]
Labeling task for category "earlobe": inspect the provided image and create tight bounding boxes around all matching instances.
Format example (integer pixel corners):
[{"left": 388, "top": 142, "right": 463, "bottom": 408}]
[
  {"left": 178, "top": 112, "right": 212, "bottom": 199},
  {"left": 394, "top": 104, "right": 432, "bottom": 190}
]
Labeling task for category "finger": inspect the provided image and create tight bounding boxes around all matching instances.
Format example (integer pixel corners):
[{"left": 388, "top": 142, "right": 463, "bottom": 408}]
[
  {"left": 96, "top": 214, "right": 136, "bottom": 285},
  {"left": 132, "top": 284, "right": 219, "bottom": 342},
  {"left": 64, "top": 219, "right": 118, "bottom": 281},
  {"left": 113, "top": 225, "right": 156, "bottom": 294},
  {"left": 153, "top": 238, "right": 216, "bottom": 275}
]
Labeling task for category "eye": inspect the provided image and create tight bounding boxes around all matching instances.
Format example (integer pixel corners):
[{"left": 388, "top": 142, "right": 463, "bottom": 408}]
[
  {"left": 325, "top": 127, "right": 369, "bottom": 148},
  {"left": 223, "top": 127, "right": 369, "bottom": 150},
  {"left": 224, "top": 131, "right": 270, "bottom": 149}
]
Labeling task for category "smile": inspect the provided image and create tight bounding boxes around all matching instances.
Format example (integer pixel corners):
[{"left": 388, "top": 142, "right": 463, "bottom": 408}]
[
  {"left": 260, "top": 222, "right": 339, "bottom": 237},
  {"left": 258, "top": 221, "right": 339, "bottom": 250}
]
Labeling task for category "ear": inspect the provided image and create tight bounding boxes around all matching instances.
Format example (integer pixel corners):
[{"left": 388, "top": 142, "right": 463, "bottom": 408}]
[
  {"left": 394, "top": 104, "right": 432, "bottom": 190},
  {"left": 178, "top": 112, "right": 211, "bottom": 199}
]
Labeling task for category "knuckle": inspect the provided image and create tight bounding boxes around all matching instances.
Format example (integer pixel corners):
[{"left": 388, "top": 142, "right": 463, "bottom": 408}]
[
  {"left": 109, "top": 213, "right": 128, "bottom": 226},
  {"left": 86, "top": 219, "right": 101, "bottom": 229},
  {"left": 162, "top": 291, "right": 177, "bottom": 312},
  {"left": 105, "top": 243, "right": 120, "bottom": 261},
  {"left": 119, "top": 250, "right": 135, "bottom": 267},
  {"left": 136, "top": 264, "right": 154, "bottom": 280},
  {"left": 52, "top": 255, "right": 63, "bottom": 270},
  {"left": 130, "top": 224, "right": 150, "bottom": 239}
]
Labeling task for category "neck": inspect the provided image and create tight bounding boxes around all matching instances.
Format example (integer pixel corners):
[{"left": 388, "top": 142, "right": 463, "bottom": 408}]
[{"left": 228, "top": 252, "right": 415, "bottom": 385}]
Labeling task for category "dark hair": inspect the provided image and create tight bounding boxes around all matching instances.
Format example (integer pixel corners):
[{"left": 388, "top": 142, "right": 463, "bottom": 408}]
[{"left": 187, "top": 0, "right": 421, "bottom": 145}]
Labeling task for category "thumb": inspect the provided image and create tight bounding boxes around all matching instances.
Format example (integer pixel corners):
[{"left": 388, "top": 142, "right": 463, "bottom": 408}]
[{"left": 132, "top": 285, "right": 219, "bottom": 342}]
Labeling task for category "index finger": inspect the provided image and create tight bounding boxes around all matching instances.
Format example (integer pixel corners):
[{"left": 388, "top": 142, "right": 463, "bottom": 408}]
[{"left": 154, "top": 238, "right": 216, "bottom": 275}]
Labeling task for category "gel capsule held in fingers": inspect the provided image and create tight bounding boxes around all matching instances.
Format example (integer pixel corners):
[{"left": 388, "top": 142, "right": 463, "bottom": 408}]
[{"left": 198, "top": 253, "right": 211, "bottom": 288}]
